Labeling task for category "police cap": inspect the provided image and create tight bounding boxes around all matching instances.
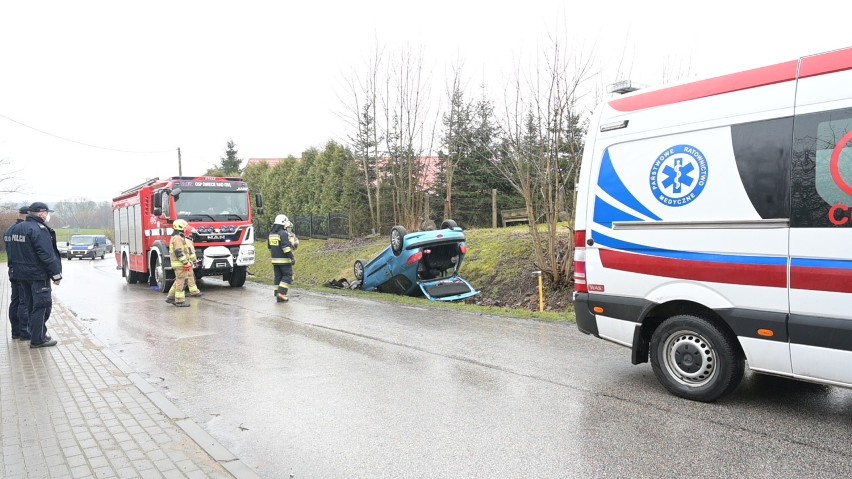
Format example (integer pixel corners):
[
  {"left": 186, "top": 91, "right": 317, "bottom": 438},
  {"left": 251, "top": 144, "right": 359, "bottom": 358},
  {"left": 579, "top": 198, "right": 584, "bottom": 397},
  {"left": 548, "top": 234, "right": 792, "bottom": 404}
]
[
  {"left": 18, "top": 206, "right": 29, "bottom": 214},
  {"left": 28, "top": 202, "right": 54, "bottom": 213}
]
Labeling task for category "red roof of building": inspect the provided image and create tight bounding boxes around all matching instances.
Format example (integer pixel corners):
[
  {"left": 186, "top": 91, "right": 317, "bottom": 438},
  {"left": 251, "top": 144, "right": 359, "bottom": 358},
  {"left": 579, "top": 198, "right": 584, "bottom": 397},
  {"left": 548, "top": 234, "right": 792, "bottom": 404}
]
[{"left": 245, "top": 158, "right": 290, "bottom": 168}]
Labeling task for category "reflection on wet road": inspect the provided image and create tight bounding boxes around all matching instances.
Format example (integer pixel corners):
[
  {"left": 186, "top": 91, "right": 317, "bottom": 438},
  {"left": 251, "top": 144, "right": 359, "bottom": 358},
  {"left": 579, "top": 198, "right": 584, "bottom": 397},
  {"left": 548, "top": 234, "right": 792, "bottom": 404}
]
[{"left": 55, "top": 258, "right": 852, "bottom": 478}]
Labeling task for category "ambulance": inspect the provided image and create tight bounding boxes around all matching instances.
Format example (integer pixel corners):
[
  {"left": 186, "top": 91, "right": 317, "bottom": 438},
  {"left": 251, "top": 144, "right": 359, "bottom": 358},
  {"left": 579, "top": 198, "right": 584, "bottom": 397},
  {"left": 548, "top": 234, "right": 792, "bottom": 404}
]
[{"left": 573, "top": 46, "right": 852, "bottom": 401}]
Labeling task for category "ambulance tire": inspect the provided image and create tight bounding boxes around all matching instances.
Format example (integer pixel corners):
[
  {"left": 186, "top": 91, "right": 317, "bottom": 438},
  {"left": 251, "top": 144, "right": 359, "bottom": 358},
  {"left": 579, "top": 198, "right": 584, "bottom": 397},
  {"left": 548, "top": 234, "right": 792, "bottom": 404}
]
[{"left": 649, "top": 314, "right": 744, "bottom": 402}]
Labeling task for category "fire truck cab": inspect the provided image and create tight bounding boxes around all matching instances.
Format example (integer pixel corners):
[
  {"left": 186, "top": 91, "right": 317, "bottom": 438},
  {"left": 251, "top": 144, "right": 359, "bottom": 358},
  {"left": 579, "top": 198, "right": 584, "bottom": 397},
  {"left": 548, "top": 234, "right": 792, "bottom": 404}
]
[{"left": 112, "top": 176, "right": 263, "bottom": 293}]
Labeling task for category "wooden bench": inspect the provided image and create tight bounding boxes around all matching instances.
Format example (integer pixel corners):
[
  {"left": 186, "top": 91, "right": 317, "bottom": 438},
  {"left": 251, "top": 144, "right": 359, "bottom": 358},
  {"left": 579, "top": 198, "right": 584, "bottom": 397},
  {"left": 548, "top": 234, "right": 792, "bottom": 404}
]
[{"left": 501, "top": 207, "right": 528, "bottom": 227}]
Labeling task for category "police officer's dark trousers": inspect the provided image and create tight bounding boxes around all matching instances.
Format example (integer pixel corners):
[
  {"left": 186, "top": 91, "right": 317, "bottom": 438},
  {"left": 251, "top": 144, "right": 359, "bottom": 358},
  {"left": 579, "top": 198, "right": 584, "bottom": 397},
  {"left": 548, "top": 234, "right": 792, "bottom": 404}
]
[
  {"left": 8, "top": 279, "right": 30, "bottom": 337},
  {"left": 20, "top": 279, "right": 52, "bottom": 345}
]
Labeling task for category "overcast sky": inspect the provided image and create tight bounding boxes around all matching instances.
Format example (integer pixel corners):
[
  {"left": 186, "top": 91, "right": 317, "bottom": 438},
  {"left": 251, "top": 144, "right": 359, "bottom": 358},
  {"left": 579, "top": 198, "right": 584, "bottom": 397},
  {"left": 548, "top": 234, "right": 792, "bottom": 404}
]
[{"left": 1, "top": 0, "right": 849, "bottom": 206}]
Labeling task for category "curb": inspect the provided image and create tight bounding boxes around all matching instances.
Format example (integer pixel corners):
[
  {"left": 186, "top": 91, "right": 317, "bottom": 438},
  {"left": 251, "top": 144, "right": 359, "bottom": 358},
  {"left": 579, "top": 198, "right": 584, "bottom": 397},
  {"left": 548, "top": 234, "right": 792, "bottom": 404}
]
[{"left": 70, "top": 305, "right": 262, "bottom": 479}]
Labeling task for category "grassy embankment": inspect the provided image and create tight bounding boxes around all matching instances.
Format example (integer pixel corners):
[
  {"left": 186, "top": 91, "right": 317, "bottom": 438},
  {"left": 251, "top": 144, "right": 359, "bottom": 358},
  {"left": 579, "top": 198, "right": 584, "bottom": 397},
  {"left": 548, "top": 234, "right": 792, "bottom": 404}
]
[
  {"left": 1, "top": 226, "right": 575, "bottom": 322},
  {"left": 246, "top": 224, "right": 576, "bottom": 322}
]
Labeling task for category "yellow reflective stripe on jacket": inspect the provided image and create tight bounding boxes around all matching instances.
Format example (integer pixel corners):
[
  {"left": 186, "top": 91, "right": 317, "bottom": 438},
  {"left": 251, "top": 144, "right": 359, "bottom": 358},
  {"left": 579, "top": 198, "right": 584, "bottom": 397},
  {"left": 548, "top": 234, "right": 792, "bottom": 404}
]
[
  {"left": 268, "top": 234, "right": 280, "bottom": 246},
  {"left": 281, "top": 246, "right": 292, "bottom": 253},
  {"left": 271, "top": 258, "right": 293, "bottom": 264}
]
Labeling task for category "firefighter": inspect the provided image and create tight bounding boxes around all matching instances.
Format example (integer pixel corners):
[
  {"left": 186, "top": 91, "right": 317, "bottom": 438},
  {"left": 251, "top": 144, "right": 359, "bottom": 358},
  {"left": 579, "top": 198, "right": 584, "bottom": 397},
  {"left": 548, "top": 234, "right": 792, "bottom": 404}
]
[
  {"left": 165, "top": 219, "right": 202, "bottom": 307},
  {"left": 268, "top": 214, "right": 296, "bottom": 302}
]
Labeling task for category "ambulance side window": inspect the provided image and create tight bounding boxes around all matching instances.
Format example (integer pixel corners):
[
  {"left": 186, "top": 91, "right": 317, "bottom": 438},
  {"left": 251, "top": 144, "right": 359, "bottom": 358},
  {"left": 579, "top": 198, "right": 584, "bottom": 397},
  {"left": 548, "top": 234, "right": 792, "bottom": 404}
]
[
  {"left": 731, "top": 117, "right": 793, "bottom": 220},
  {"left": 791, "top": 108, "right": 852, "bottom": 227}
]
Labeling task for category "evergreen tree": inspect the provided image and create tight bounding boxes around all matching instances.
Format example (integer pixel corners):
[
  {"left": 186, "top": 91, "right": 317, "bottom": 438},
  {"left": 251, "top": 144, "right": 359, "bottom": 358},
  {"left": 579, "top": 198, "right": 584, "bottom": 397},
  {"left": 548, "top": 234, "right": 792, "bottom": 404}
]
[{"left": 206, "top": 139, "right": 243, "bottom": 176}]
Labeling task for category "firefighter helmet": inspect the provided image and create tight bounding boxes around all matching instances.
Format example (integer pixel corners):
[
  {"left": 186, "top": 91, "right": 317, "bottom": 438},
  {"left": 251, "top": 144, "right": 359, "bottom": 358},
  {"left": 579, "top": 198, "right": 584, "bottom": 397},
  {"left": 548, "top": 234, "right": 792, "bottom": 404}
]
[
  {"left": 274, "top": 214, "right": 292, "bottom": 228},
  {"left": 173, "top": 219, "right": 189, "bottom": 232}
]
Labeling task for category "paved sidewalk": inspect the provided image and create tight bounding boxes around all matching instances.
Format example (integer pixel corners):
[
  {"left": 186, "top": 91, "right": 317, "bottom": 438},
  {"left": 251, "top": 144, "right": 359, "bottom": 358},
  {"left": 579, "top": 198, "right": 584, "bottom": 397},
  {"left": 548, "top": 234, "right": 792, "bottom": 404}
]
[{"left": 1, "top": 272, "right": 261, "bottom": 479}]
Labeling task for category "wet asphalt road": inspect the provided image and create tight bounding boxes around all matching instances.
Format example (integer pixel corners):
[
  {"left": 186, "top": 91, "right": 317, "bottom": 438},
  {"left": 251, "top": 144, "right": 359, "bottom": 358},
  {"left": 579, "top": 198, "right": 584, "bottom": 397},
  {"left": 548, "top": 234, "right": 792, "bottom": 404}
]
[{"left": 52, "top": 257, "right": 852, "bottom": 478}]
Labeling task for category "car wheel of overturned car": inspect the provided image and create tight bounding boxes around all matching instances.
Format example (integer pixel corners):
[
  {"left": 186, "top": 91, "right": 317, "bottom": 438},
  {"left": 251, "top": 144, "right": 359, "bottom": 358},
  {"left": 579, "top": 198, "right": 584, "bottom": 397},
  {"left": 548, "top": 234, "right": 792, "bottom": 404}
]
[
  {"left": 353, "top": 259, "right": 367, "bottom": 280},
  {"left": 390, "top": 226, "right": 407, "bottom": 256},
  {"left": 649, "top": 314, "right": 744, "bottom": 402},
  {"left": 441, "top": 219, "right": 458, "bottom": 229}
]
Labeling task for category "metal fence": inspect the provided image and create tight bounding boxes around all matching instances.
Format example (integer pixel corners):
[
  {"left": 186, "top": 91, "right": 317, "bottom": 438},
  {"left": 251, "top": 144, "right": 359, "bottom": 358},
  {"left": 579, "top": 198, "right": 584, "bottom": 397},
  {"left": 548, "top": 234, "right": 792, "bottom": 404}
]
[{"left": 294, "top": 213, "right": 350, "bottom": 239}]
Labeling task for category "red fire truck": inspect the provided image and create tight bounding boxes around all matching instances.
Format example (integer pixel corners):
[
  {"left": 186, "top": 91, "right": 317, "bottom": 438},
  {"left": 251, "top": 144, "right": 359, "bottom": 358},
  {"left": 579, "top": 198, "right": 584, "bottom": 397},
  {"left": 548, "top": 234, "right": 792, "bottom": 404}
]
[{"left": 112, "top": 176, "right": 263, "bottom": 293}]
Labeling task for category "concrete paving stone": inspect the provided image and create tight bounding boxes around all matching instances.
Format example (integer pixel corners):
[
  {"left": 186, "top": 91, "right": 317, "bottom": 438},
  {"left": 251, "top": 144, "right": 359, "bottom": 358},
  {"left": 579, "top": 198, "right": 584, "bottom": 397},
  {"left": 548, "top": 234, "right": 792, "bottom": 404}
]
[
  {"left": 88, "top": 455, "right": 110, "bottom": 469},
  {"left": 115, "top": 466, "right": 139, "bottom": 479},
  {"left": 162, "top": 469, "right": 186, "bottom": 479},
  {"left": 66, "top": 454, "right": 88, "bottom": 468},
  {"left": 145, "top": 449, "right": 167, "bottom": 462},
  {"left": 48, "top": 465, "right": 72, "bottom": 477},
  {"left": 93, "top": 466, "right": 115, "bottom": 478},
  {"left": 108, "top": 456, "right": 133, "bottom": 470},
  {"left": 153, "top": 457, "right": 177, "bottom": 472},
  {"left": 139, "top": 469, "right": 161, "bottom": 479},
  {"left": 124, "top": 448, "right": 145, "bottom": 461},
  {"left": 46, "top": 453, "right": 67, "bottom": 466},
  {"left": 83, "top": 446, "right": 105, "bottom": 459},
  {"left": 167, "top": 451, "right": 190, "bottom": 463}
]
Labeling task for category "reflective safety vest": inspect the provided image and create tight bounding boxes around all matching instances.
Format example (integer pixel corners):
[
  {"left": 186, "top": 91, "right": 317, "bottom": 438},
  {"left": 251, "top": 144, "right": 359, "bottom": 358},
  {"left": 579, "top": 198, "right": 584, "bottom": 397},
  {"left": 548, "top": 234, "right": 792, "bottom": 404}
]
[{"left": 268, "top": 226, "right": 294, "bottom": 265}]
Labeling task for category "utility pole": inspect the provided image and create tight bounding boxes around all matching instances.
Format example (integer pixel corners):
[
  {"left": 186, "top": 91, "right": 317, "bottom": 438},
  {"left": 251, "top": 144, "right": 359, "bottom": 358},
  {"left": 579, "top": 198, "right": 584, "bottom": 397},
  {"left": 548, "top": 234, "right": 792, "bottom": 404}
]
[{"left": 177, "top": 147, "right": 182, "bottom": 176}]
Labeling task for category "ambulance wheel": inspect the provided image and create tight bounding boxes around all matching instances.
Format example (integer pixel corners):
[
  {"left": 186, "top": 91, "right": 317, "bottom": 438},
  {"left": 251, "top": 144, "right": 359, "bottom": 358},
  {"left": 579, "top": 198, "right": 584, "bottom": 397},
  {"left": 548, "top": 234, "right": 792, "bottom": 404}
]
[
  {"left": 228, "top": 266, "right": 247, "bottom": 287},
  {"left": 123, "top": 255, "right": 138, "bottom": 284},
  {"left": 650, "top": 315, "right": 744, "bottom": 402},
  {"left": 353, "top": 259, "right": 367, "bottom": 281},
  {"left": 390, "top": 226, "right": 407, "bottom": 256},
  {"left": 441, "top": 219, "right": 458, "bottom": 229}
]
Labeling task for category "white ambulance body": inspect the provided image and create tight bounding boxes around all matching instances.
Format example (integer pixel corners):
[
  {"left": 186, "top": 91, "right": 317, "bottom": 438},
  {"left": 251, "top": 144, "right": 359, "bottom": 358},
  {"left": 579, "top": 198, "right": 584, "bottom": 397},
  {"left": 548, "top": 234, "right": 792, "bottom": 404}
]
[{"left": 574, "top": 46, "right": 852, "bottom": 401}]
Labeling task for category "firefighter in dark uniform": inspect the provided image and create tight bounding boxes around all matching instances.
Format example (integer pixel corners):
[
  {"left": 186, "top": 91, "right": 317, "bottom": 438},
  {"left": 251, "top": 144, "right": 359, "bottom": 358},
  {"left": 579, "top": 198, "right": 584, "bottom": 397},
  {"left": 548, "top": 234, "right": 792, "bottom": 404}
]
[
  {"left": 166, "top": 219, "right": 201, "bottom": 307},
  {"left": 6, "top": 202, "right": 62, "bottom": 348},
  {"left": 269, "top": 214, "right": 296, "bottom": 302},
  {"left": 4, "top": 206, "right": 31, "bottom": 340}
]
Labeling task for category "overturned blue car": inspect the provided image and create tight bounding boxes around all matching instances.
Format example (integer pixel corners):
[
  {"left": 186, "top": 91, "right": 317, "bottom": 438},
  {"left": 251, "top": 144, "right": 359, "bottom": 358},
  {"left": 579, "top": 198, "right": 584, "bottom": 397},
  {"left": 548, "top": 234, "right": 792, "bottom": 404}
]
[{"left": 352, "top": 220, "right": 479, "bottom": 302}]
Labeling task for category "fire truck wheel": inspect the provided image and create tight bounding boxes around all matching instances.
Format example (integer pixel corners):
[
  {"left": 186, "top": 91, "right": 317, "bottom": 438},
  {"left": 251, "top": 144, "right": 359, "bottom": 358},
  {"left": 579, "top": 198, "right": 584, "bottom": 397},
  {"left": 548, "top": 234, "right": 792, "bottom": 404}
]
[
  {"left": 228, "top": 266, "right": 247, "bottom": 287},
  {"left": 153, "top": 254, "right": 172, "bottom": 293},
  {"left": 123, "top": 256, "right": 138, "bottom": 284},
  {"left": 649, "top": 314, "right": 744, "bottom": 402}
]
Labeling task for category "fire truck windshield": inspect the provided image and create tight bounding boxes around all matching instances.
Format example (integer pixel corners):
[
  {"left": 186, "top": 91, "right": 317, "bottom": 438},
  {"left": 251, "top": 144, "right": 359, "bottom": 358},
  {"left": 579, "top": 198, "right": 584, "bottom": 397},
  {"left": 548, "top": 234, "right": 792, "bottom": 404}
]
[{"left": 175, "top": 191, "right": 249, "bottom": 221}]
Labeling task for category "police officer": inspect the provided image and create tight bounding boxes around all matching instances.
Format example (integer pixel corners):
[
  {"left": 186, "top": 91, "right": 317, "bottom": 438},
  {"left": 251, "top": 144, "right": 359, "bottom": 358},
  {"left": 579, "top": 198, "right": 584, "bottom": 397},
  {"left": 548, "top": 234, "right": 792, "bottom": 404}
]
[
  {"left": 4, "top": 206, "right": 31, "bottom": 340},
  {"left": 6, "top": 202, "right": 62, "bottom": 348},
  {"left": 268, "top": 214, "right": 296, "bottom": 302},
  {"left": 166, "top": 219, "right": 201, "bottom": 307}
]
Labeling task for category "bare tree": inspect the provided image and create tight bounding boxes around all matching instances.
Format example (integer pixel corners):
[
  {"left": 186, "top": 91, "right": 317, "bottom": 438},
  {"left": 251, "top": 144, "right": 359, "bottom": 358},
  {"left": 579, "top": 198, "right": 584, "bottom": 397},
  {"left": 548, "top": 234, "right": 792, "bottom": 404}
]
[
  {"left": 491, "top": 33, "right": 594, "bottom": 286},
  {"left": 441, "top": 65, "right": 470, "bottom": 221},
  {"left": 380, "top": 46, "right": 434, "bottom": 230},
  {"left": 0, "top": 157, "right": 23, "bottom": 195},
  {"left": 341, "top": 41, "right": 385, "bottom": 234}
]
